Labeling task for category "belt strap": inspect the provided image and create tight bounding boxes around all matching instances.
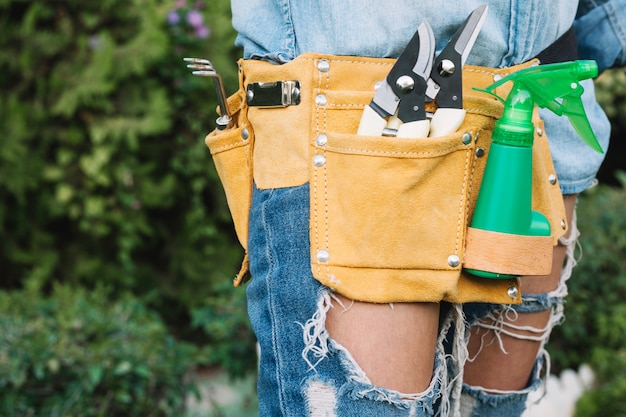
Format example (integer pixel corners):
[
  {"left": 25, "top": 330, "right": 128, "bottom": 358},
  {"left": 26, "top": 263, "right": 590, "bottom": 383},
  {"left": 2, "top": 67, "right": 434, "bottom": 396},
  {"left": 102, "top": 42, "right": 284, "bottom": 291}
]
[{"left": 535, "top": 26, "right": 578, "bottom": 64}]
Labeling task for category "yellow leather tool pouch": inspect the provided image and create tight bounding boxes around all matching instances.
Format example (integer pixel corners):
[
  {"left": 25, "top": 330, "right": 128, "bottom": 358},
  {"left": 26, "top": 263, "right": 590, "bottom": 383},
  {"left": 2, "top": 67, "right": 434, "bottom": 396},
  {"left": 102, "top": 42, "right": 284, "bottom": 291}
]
[
  {"left": 206, "top": 53, "right": 568, "bottom": 304},
  {"left": 204, "top": 89, "right": 252, "bottom": 285}
]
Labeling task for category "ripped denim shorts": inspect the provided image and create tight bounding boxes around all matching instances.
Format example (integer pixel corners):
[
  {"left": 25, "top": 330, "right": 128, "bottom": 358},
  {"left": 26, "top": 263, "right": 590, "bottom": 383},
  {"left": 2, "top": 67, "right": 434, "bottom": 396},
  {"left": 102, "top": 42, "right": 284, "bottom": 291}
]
[{"left": 246, "top": 182, "right": 579, "bottom": 416}]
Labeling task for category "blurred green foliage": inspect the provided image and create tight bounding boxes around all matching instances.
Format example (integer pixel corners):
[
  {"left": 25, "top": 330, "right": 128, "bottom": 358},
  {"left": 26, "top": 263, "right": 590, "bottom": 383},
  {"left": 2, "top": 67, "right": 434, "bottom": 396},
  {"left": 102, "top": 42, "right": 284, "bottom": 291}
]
[
  {"left": 0, "top": 279, "right": 198, "bottom": 416},
  {"left": 0, "top": 0, "right": 255, "bottom": 378}
]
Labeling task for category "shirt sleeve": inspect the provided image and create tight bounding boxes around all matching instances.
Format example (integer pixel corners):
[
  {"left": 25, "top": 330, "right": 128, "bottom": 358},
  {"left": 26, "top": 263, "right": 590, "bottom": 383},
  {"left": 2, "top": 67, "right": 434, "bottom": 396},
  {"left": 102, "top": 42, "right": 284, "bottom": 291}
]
[{"left": 575, "top": 0, "right": 626, "bottom": 72}]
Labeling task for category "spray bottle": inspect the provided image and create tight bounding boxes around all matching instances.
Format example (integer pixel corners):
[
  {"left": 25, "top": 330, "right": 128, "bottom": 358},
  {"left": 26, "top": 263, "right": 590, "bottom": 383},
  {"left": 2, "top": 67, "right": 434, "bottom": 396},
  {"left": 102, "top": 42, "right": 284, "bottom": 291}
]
[{"left": 465, "top": 60, "right": 603, "bottom": 279}]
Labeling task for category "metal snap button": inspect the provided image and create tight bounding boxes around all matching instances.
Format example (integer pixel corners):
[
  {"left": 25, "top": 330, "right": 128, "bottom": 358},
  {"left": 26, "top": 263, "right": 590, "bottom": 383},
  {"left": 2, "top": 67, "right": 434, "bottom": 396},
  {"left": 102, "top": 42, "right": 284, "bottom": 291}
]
[
  {"left": 536, "top": 126, "right": 544, "bottom": 137},
  {"left": 448, "top": 255, "right": 461, "bottom": 268},
  {"left": 313, "top": 155, "right": 326, "bottom": 167},
  {"left": 317, "top": 250, "right": 330, "bottom": 263},
  {"left": 549, "top": 174, "right": 557, "bottom": 185},
  {"left": 316, "top": 134, "right": 328, "bottom": 146},
  {"left": 317, "top": 59, "right": 330, "bottom": 73}
]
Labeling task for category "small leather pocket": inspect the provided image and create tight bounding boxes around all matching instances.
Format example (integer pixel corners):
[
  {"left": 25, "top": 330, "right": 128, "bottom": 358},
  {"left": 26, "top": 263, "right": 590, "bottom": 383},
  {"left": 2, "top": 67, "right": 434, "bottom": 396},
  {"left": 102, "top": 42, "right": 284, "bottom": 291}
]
[
  {"left": 205, "top": 125, "right": 252, "bottom": 251},
  {"left": 308, "top": 106, "right": 565, "bottom": 303},
  {"left": 202, "top": 83, "right": 255, "bottom": 288}
]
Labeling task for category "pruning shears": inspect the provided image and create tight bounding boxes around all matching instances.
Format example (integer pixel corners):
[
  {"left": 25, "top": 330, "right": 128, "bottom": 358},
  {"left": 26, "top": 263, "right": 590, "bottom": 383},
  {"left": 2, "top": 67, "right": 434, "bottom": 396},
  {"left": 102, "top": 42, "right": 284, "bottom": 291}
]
[{"left": 357, "top": 4, "right": 489, "bottom": 138}]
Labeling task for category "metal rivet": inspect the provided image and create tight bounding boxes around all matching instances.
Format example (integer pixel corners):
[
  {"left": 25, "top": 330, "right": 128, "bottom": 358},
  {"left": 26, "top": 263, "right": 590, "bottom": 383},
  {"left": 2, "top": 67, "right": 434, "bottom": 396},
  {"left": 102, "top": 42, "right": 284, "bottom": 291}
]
[
  {"left": 292, "top": 86, "right": 301, "bottom": 104},
  {"left": 508, "top": 285, "right": 519, "bottom": 299},
  {"left": 536, "top": 126, "right": 544, "bottom": 137},
  {"left": 438, "top": 59, "right": 456, "bottom": 77},
  {"left": 448, "top": 255, "right": 461, "bottom": 268},
  {"left": 561, "top": 219, "right": 567, "bottom": 230},
  {"left": 317, "top": 59, "right": 330, "bottom": 72},
  {"left": 246, "top": 89, "right": 254, "bottom": 103},
  {"left": 396, "top": 75, "right": 415, "bottom": 93},
  {"left": 315, "top": 94, "right": 327, "bottom": 106},
  {"left": 317, "top": 249, "right": 330, "bottom": 263},
  {"left": 493, "top": 74, "right": 503, "bottom": 82},
  {"left": 241, "top": 128, "right": 250, "bottom": 140},
  {"left": 316, "top": 134, "right": 328, "bottom": 146},
  {"left": 374, "top": 81, "right": 383, "bottom": 90},
  {"left": 549, "top": 174, "right": 557, "bottom": 185},
  {"left": 462, "top": 132, "right": 472, "bottom": 145},
  {"left": 476, "top": 147, "right": 485, "bottom": 157},
  {"left": 313, "top": 154, "right": 326, "bottom": 167}
]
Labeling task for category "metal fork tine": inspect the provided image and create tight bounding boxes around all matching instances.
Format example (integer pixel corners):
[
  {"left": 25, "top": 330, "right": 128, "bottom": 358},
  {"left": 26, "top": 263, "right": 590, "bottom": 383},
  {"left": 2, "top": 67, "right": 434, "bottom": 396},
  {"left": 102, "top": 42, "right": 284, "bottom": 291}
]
[
  {"left": 211, "top": 74, "right": 231, "bottom": 128},
  {"left": 183, "top": 57, "right": 212, "bottom": 65},
  {"left": 183, "top": 57, "right": 231, "bottom": 129},
  {"left": 186, "top": 63, "right": 215, "bottom": 71},
  {"left": 191, "top": 70, "right": 218, "bottom": 76}
]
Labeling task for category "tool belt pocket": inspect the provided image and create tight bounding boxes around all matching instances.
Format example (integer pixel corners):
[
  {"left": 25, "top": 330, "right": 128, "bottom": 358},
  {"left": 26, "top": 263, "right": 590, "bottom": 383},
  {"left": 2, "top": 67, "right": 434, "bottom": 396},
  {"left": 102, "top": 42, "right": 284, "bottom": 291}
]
[
  {"left": 310, "top": 108, "right": 491, "bottom": 303},
  {"left": 204, "top": 91, "right": 253, "bottom": 283},
  {"left": 309, "top": 96, "right": 566, "bottom": 304}
]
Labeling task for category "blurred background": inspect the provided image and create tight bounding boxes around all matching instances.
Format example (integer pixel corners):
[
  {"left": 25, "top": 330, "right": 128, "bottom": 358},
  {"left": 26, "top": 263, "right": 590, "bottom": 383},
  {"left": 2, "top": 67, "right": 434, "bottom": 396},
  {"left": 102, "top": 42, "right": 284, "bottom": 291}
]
[{"left": 0, "top": 1, "right": 624, "bottom": 416}]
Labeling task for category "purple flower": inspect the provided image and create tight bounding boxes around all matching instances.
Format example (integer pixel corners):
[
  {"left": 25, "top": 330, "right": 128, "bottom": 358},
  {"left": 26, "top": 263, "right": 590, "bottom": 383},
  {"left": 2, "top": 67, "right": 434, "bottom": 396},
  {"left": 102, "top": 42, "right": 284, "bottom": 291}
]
[
  {"left": 195, "top": 25, "right": 210, "bottom": 39},
  {"left": 186, "top": 10, "right": 204, "bottom": 28},
  {"left": 167, "top": 10, "right": 180, "bottom": 25},
  {"left": 175, "top": 0, "right": 186, "bottom": 8}
]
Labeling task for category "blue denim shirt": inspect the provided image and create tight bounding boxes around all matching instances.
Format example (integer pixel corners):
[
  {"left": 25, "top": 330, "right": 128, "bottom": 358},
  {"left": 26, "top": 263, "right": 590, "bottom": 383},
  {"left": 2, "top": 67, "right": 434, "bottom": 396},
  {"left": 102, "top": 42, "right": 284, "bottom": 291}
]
[
  {"left": 231, "top": 0, "right": 616, "bottom": 193},
  {"left": 234, "top": 1, "right": 574, "bottom": 66},
  {"left": 576, "top": 0, "right": 626, "bottom": 72}
]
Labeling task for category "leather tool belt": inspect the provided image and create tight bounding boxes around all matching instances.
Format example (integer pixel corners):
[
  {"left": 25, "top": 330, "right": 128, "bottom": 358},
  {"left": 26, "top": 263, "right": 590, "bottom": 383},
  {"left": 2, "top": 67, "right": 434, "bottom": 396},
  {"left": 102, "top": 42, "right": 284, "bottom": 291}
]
[{"left": 205, "top": 53, "right": 568, "bottom": 305}]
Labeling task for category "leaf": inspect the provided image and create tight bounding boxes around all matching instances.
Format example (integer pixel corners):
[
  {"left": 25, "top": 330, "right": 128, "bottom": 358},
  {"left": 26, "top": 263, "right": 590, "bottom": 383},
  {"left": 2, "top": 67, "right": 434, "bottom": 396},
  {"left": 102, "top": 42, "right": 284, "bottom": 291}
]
[
  {"left": 87, "top": 365, "right": 103, "bottom": 388},
  {"left": 113, "top": 361, "right": 132, "bottom": 376}
]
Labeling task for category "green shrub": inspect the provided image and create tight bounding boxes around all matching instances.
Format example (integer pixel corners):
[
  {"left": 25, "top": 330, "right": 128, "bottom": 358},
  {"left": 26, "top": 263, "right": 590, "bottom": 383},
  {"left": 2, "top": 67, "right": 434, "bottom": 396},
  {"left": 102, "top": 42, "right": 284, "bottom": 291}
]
[
  {"left": 0, "top": 0, "right": 240, "bottom": 300},
  {"left": 0, "top": 0, "right": 255, "bottom": 376},
  {"left": 191, "top": 281, "right": 258, "bottom": 378},
  {"left": 0, "top": 280, "right": 199, "bottom": 416}
]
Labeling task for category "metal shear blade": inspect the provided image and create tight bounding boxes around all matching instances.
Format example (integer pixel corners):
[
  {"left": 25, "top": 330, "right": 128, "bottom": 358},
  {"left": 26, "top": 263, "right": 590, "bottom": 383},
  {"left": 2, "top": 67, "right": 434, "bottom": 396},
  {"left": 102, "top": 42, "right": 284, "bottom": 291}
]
[
  {"left": 369, "top": 21, "right": 435, "bottom": 123},
  {"left": 375, "top": 5, "right": 488, "bottom": 121},
  {"left": 428, "top": 4, "right": 488, "bottom": 108},
  {"left": 357, "top": 5, "right": 488, "bottom": 138}
]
